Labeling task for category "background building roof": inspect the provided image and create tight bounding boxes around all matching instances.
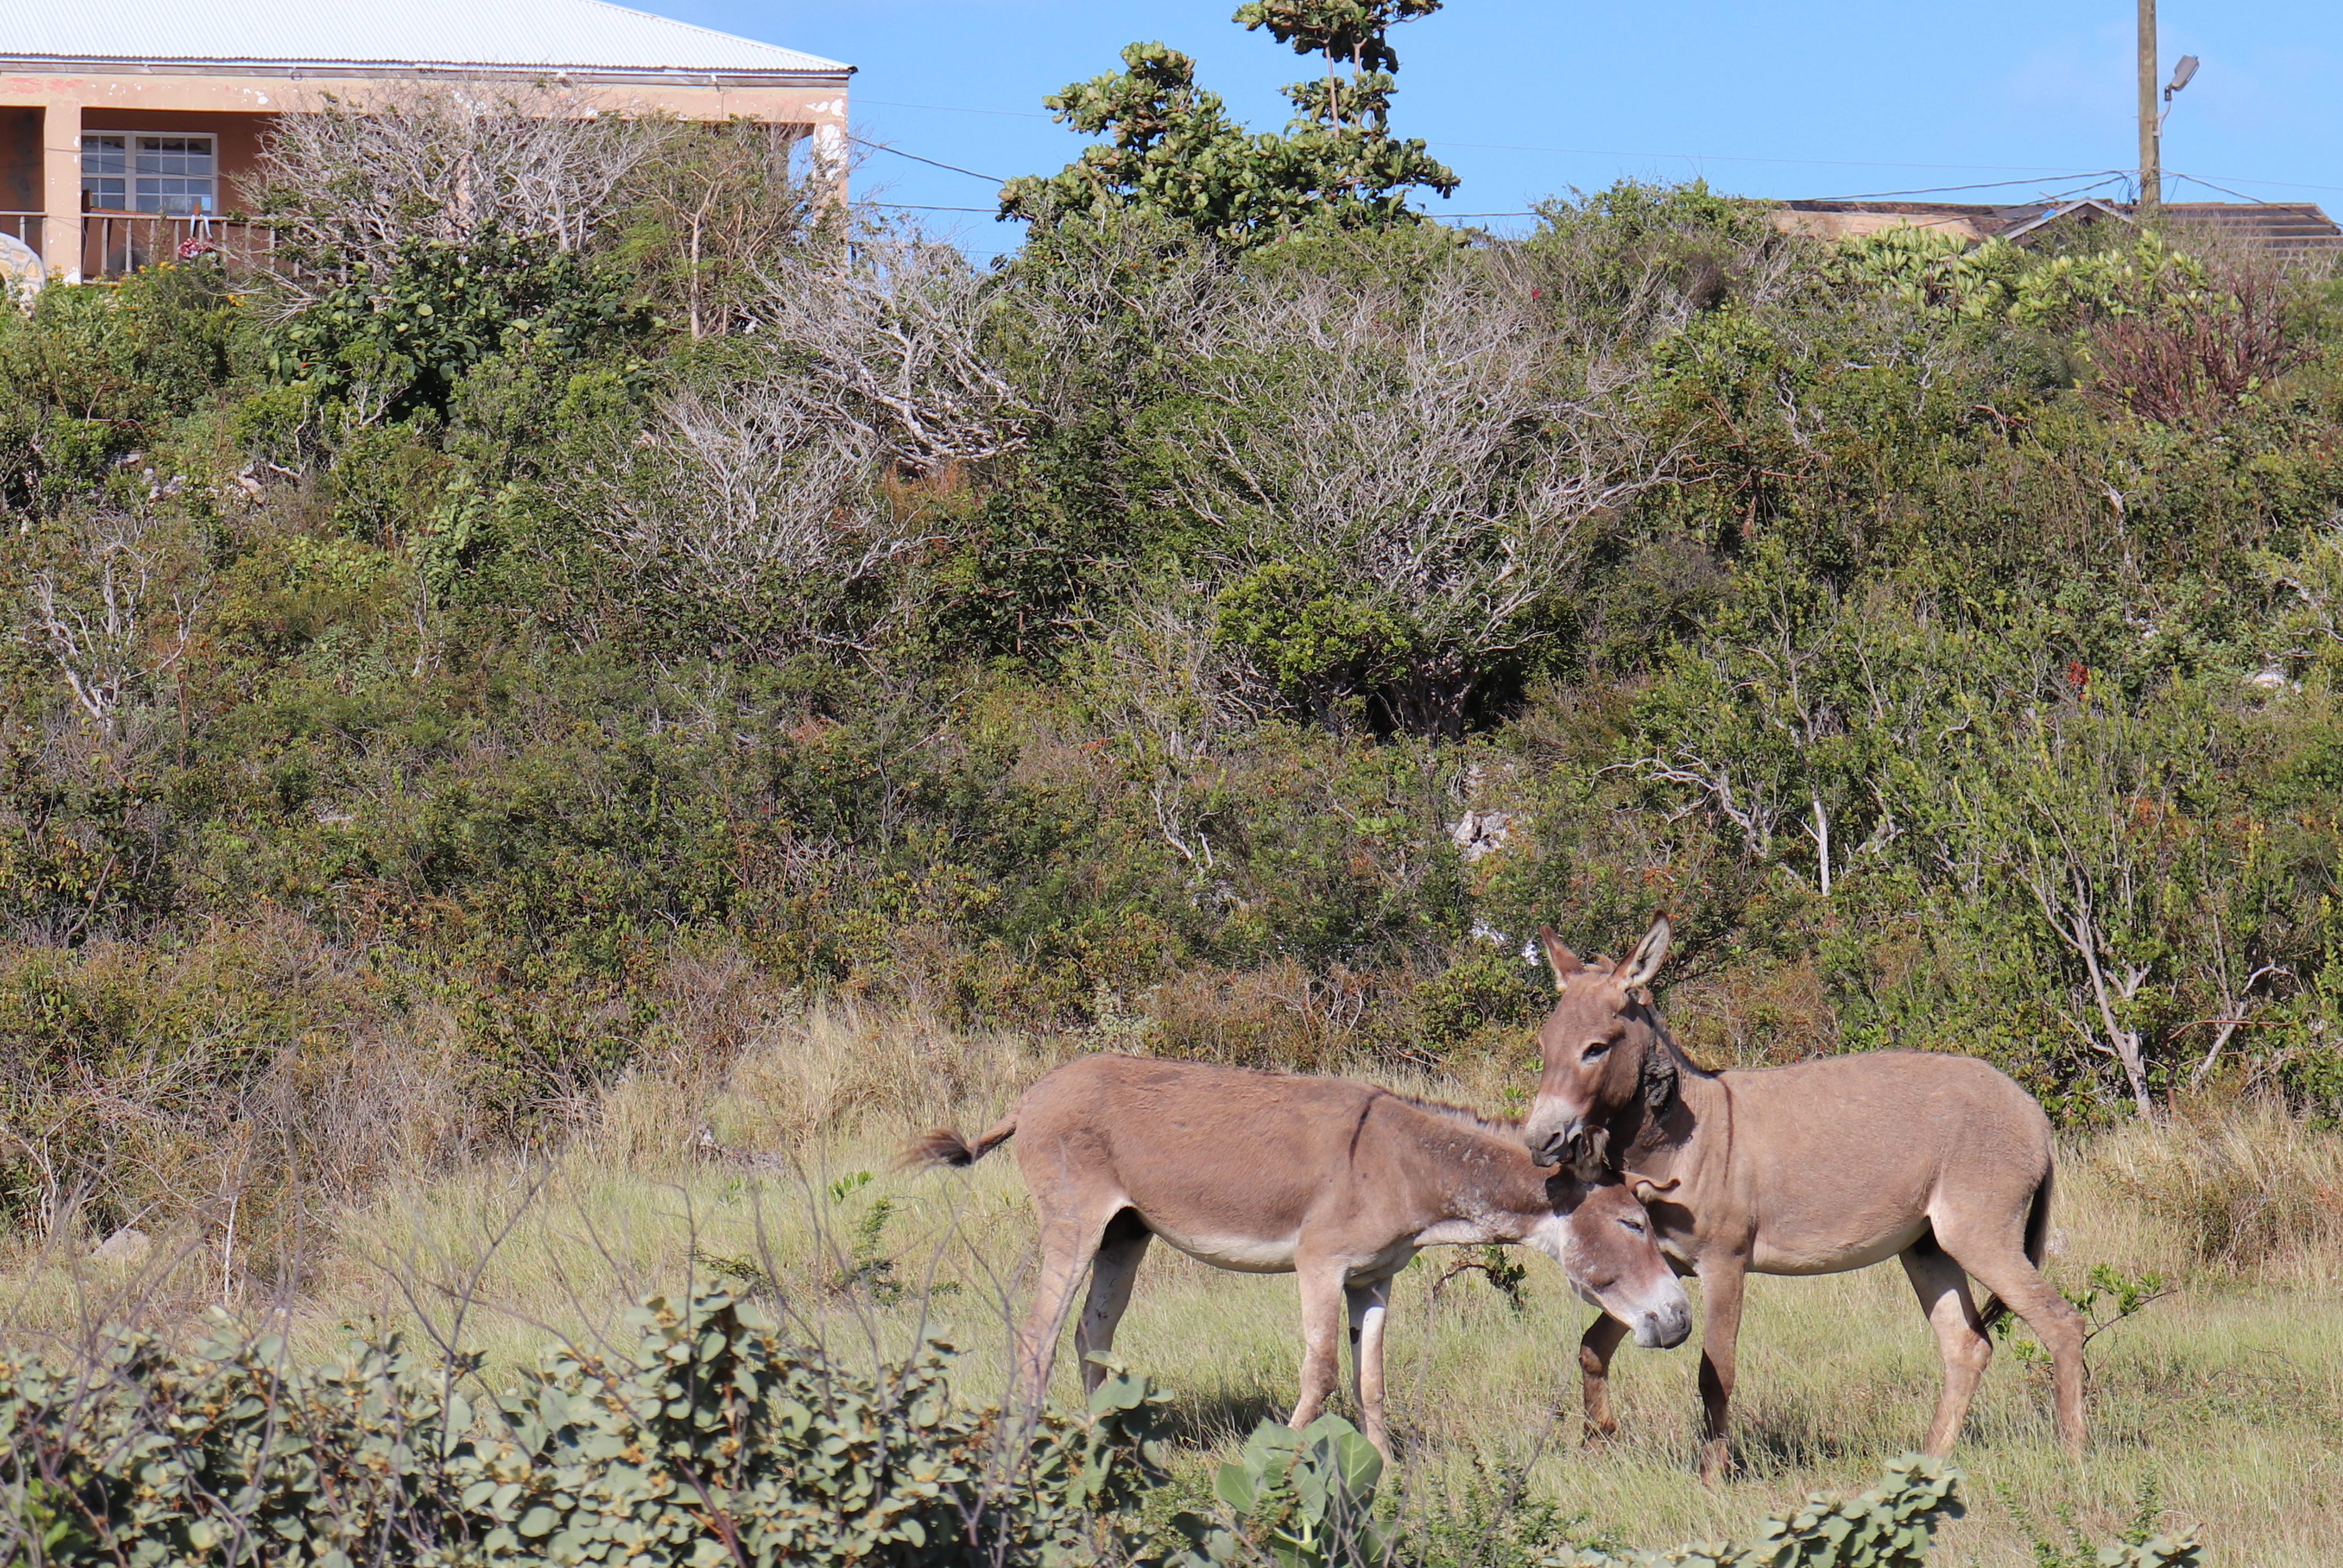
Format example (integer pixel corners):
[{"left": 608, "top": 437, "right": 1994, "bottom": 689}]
[
  {"left": 1777, "top": 198, "right": 2341, "bottom": 254},
  {"left": 0, "top": 0, "right": 850, "bottom": 82}
]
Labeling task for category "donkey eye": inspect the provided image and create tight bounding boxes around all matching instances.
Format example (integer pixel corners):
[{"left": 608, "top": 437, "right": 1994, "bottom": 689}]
[
  {"left": 1618, "top": 1217, "right": 1645, "bottom": 1235},
  {"left": 1582, "top": 1039, "right": 1610, "bottom": 1060}
]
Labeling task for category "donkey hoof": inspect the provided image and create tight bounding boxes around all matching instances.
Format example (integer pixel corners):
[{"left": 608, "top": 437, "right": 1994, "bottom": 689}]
[{"left": 1696, "top": 1440, "right": 1735, "bottom": 1486}]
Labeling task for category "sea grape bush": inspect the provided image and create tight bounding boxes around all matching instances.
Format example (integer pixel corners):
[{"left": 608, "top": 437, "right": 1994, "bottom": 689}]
[
  {"left": 1172, "top": 1415, "right": 1392, "bottom": 1568},
  {"left": 0, "top": 1286, "right": 1174, "bottom": 1567}
]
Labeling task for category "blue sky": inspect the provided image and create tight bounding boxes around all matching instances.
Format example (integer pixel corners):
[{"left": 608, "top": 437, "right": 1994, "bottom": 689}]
[{"left": 650, "top": 1, "right": 2343, "bottom": 260}]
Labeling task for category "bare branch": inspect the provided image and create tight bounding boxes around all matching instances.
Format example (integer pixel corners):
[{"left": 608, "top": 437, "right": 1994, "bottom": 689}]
[{"left": 749, "top": 237, "right": 1022, "bottom": 478}]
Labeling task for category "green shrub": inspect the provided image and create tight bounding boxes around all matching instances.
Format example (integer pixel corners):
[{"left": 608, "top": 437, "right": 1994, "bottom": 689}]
[
  {"left": 1174, "top": 1415, "right": 1390, "bottom": 1568},
  {"left": 264, "top": 225, "right": 645, "bottom": 425},
  {"left": 0, "top": 1286, "right": 1174, "bottom": 1566}
]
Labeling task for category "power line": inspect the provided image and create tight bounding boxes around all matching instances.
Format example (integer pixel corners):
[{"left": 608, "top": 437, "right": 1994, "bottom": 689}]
[
  {"left": 2170, "top": 170, "right": 2343, "bottom": 198},
  {"left": 858, "top": 97, "right": 1052, "bottom": 121},
  {"left": 868, "top": 203, "right": 1003, "bottom": 213},
  {"left": 848, "top": 136, "right": 1004, "bottom": 184},
  {"left": 1798, "top": 170, "right": 2126, "bottom": 201},
  {"left": 2164, "top": 171, "right": 2275, "bottom": 206},
  {"left": 1424, "top": 141, "right": 2102, "bottom": 176}
]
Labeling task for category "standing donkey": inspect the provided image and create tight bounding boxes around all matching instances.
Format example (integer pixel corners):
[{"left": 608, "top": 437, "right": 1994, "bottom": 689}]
[
  {"left": 1518, "top": 915, "right": 2086, "bottom": 1481},
  {"left": 906, "top": 1053, "right": 1690, "bottom": 1459}
]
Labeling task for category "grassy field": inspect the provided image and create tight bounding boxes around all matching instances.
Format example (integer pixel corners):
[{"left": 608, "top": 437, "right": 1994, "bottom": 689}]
[{"left": 6, "top": 1009, "right": 2340, "bottom": 1566}]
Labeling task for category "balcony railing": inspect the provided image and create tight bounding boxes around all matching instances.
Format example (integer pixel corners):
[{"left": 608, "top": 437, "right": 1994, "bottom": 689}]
[{"left": 81, "top": 211, "right": 277, "bottom": 279}]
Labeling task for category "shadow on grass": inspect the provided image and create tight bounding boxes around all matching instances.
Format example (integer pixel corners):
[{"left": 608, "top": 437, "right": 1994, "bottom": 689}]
[
  {"left": 1726, "top": 1415, "right": 1880, "bottom": 1478},
  {"left": 1161, "top": 1386, "right": 1294, "bottom": 1452}
]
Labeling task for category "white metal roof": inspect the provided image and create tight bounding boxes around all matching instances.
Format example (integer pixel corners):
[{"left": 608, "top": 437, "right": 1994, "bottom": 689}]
[{"left": 0, "top": 0, "right": 850, "bottom": 80}]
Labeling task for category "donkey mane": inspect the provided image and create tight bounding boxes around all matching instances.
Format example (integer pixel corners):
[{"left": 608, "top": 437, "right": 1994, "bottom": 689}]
[{"left": 1391, "top": 1092, "right": 1523, "bottom": 1134}]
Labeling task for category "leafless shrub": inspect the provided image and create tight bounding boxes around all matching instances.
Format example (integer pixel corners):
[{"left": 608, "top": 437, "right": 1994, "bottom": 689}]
[
  {"left": 995, "top": 211, "right": 1237, "bottom": 427},
  {"left": 750, "top": 236, "right": 1022, "bottom": 478},
  {"left": 2088, "top": 260, "right": 2309, "bottom": 426},
  {"left": 21, "top": 511, "right": 199, "bottom": 738},
  {"left": 252, "top": 79, "right": 678, "bottom": 295},
  {"left": 1083, "top": 586, "right": 1270, "bottom": 868},
  {"left": 583, "top": 375, "right": 917, "bottom": 647},
  {"left": 1168, "top": 258, "right": 1671, "bottom": 728}
]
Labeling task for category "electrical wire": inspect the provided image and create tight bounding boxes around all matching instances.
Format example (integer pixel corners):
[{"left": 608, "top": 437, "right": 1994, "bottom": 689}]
[
  {"left": 845, "top": 103, "right": 2132, "bottom": 181},
  {"left": 1424, "top": 141, "right": 2098, "bottom": 176},
  {"left": 1797, "top": 170, "right": 2127, "bottom": 202},
  {"left": 2165, "top": 171, "right": 2343, "bottom": 197},
  {"left": 2164, "top": 171, "right": 2277, "bottom": 206},
  {"left": 856, "top": 98, "right": 1053, "bottom": 120},
  {"left": 848, "top": 136, "right": 1004, "bottom": 184}
]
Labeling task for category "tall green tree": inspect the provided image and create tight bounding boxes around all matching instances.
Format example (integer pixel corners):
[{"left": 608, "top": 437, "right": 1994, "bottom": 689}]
[{"left": 998, "top": 2, "right": 1457, "bottom": 248}]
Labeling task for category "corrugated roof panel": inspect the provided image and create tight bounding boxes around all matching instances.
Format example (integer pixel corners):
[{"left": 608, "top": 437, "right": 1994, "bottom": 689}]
[{"left": 0, "top": 0, "right": 850, "bottom": 76}]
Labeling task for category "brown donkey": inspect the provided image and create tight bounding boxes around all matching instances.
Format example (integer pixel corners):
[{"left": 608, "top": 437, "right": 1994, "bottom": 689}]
[
  {"left": 1518, "top": 915, "right": 2086, "bottom": 1481},
  {"left": 906, "top": 1054, "right": 1690, "bottom": 1458}
]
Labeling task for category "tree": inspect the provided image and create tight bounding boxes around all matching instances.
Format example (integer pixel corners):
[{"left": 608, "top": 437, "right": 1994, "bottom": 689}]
[
  {"left": 998, "top": 2, "right": 1456, "bottom": 248},
  {"left": 1159, "top": 253, "right": 1668, "bottom": 735},
  {"left": 251, "top": 80, "right": 674, "bottom": 288}
]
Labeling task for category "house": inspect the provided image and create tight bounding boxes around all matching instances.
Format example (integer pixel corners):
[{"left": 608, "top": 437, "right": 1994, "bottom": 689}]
[
  {"left": 1775, "top": 198, "right": 2342, "bottom": 255},
  {"left": 0, "top": 0, "right": 852, "bottom": 282}
]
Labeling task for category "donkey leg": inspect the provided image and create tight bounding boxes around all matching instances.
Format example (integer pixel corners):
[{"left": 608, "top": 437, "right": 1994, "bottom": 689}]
[
  {"left": 1693, "top": 1257, "right": 1748, "bottom": 1484},
  {"left": 1346, "top": 1279, "right": 1394, "bottom": 1460},
  {"left": 1288, "top": 1259, "right": 1348, "bottom": 1430},
  {"left": 1955, "top": 1241, "right": 2087, "bottom": 1456},
  {"left": 1579, "top": 1313, "right": 1631, "bottom": 1440},
  {"left": 1016, "top": 1214, "right": 1109, "bottom": 1411},
  {"left": 1899, "top": 1240, "right": 1993, "bottom": 1456},
  {"left": 1074, "top": 1211, "right": 1152, "bottom": 1395}
]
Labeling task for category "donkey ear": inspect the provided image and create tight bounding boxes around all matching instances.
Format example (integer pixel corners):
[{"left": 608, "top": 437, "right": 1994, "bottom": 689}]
[
  {"left": 1539, "top": 927, "right": 1583, "bottom": 991},
  {"left": 1624, "top": 1172, "right": 1681, "bottom": 1203},
  {"left": 1612, "top": 912, "right": 1672, "bottom": 990}
]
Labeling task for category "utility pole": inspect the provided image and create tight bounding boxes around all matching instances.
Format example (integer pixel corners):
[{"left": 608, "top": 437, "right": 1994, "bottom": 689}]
[{"left": 2137, "top": 0, "right": 2160, "bottom": 208}]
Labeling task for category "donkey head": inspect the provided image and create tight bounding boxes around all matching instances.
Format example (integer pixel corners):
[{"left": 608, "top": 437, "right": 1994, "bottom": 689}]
[
  {"left": 1536, "top": 1173, "right": 1690, "bottom": 1349},
  {"left": 1521, "top": 913, "right": 1675, "bottom": 1170}
]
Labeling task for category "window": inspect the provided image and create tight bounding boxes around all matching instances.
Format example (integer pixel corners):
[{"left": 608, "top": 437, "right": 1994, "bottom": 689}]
[{"left": 80, "top": 134, "right": 216, "bottom": 214}]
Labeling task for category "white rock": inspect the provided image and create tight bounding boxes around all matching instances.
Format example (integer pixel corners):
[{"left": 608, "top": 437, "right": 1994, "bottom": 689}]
[
  {"left": 1449, "top": 809, "right": 1514, "bottom": 863},
  {"left": 92, "top": 1227, "right": 151, "bottom": 1264}
]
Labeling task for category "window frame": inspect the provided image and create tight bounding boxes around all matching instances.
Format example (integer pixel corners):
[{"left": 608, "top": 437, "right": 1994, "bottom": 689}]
[{"left": 78, "top": 130, "right": 220, "bottom": 216}]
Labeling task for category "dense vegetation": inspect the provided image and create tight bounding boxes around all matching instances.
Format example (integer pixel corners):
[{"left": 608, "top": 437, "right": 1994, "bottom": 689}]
[
  {"left": 5, "top": 69, "right": 2343, "bottom": 1282},
  {"left": 1, "top": 1283, "right": 2200, "bottom": 1567}
]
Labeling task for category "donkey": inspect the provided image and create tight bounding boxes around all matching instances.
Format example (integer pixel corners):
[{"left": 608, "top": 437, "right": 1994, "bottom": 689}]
[
  {"left": 905, "top": 1053, "right": 1690, "bottom": 1459},
  {"left": 1519, "top": 915, "right": 2086, "bottom": 1481}
]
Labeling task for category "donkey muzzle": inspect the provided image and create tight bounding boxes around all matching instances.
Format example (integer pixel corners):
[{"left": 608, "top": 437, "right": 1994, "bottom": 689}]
[
  {"left": 1524, "top": 1113, "right": 1586, "bottom": 1168},
  {"left": 1634, "top": 1296, "right": 1692, "bottom": 1349}
]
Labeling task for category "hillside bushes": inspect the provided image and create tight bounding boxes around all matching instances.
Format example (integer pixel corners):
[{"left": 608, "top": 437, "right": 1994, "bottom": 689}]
[{"left": 7, "top": 161, "right": 2343, "bottom": 1245}]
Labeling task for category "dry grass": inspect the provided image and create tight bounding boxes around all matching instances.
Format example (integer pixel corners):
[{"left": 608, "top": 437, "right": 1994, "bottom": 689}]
[
  {"left": 2084, "top": 1096, "right": 2343, "bottom": 1280},
  {"left": 5, "top": 1016, "right": 2341, "bottom": 1566}
]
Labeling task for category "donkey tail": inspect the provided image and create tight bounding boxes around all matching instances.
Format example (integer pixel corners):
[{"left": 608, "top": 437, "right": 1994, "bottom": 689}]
[
  {"left": 1977, "top": 1165, "right": 2054, "bottom": 1331},
  {"left": 900, "top": 1115, "right": 1018, "bottom": 1171}
]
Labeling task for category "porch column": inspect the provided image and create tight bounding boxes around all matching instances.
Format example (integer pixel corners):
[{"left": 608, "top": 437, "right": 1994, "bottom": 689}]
[{"left": 41, "top": 99, "right": 80, "bottom": 282}]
